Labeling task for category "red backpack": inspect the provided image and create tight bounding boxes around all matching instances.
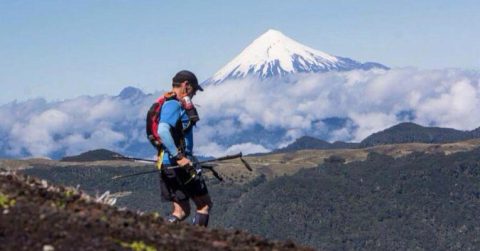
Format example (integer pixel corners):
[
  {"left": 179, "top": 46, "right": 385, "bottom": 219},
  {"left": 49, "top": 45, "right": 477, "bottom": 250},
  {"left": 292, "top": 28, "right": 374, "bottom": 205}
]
[{"left": 146, "top": 92, "right": 199, "bottom": 150}]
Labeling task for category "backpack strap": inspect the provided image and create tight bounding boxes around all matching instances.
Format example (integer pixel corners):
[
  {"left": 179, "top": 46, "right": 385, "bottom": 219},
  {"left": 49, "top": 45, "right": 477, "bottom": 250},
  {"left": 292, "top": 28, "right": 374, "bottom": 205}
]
[
  {"left": 164, "top": 91, "right": 178, "bottom": 101},
  {"left": 156, "top": 149, "right": 164, "bottom": 170}
]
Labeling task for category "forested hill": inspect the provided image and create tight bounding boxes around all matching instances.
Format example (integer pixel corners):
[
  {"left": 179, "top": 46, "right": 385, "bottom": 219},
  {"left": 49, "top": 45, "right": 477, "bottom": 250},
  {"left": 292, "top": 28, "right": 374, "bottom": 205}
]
[
  {"left": 53, "top": 123, "right": 480, "bottom": 159},
  {"left": 5, "top": 137, "right": 480, "bottom": 251},
  {"left": 359, "top": 122, "right": 480, "bottom": 147},
  {"left": 218, "top": 147, "right": 480, "bottom": 251},
  {"left": 275, "top": 136, "right": 358, "bottom": 152},
  {"left": 60, "top": 149, "right": 123, "bottom": 162},
  {"left": 277, "top": 122, "right": 480, "bottom": 152}
]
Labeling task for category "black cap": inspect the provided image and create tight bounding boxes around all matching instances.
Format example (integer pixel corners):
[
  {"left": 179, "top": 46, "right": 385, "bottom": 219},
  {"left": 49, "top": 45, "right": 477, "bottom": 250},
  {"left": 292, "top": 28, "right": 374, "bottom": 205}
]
[{"left": 172, "top": 70, "right": 203, "bottom": 91}]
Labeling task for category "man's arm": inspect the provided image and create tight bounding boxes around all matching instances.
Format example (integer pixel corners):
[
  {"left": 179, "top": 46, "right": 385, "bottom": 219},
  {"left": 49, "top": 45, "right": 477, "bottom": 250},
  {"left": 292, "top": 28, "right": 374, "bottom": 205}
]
[
  {"left": 157, "top": 123, "right": 179, "bottom": 156},
  {"left": 157, "top": 100, "right": 192, "bottom": 167},
  {"left": 157, "top": 100, "right": 181, "bottom": 157}
]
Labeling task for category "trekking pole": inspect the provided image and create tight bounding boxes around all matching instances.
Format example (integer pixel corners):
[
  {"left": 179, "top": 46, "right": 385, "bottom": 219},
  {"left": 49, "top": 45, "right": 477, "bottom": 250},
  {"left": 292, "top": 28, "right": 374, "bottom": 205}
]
[
  {"left": 112, "top": 155, "right": 157, "bottom": 163},
  {"left": 111, "top": 152, "right": 252, "bottom": 180},
  {"left": 113, "top": 152, "right": 245, "bottom": 165}
]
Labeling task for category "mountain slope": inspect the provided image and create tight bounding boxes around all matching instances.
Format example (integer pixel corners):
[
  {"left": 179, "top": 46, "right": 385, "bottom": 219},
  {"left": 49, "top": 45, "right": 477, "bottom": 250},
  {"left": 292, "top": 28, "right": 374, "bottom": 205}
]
[
  {"left": 204, "top": 29, "right": 388, "bottom": 85},
  {"left": 0, "top": 171, "right": 318, "bottom": 251}
]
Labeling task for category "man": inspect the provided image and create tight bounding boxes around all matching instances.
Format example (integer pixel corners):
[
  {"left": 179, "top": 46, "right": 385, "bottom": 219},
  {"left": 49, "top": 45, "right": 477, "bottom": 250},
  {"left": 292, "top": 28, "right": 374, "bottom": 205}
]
[{"left": 157, "top": 70, "right": 212, "bottom": 227}]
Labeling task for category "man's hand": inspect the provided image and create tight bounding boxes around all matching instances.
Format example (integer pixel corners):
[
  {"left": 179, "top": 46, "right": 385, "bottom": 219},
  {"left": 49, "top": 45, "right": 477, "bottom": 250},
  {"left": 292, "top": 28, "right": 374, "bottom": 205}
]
[{"left": 177, "top": 156, "right": 192, "bottom": 168}]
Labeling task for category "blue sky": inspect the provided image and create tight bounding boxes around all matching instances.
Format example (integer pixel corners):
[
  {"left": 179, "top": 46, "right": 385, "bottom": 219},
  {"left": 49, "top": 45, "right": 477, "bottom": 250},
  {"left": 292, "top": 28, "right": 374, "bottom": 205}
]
[{"left": 1, "top": 0, "right": 479, "bottom": 104}]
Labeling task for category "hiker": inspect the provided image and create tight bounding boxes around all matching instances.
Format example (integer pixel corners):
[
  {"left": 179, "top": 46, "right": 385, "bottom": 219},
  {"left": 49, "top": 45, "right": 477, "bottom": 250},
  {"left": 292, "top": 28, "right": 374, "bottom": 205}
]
[{"left": 156, "top": 70, "right": 212, "bottom": 227}]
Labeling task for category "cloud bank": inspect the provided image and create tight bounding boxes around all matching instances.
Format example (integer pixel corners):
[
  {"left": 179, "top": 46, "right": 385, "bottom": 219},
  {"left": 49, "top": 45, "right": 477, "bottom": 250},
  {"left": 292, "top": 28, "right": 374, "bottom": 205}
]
[
  {"left": 0, "top": 94, "right": 155, "bottom": 158},
  {"left": 195, "top": 68, "right": 480, "bottom": 147},
  {"left": 1, "top": 68, "right": 479, "bottom": 158}
]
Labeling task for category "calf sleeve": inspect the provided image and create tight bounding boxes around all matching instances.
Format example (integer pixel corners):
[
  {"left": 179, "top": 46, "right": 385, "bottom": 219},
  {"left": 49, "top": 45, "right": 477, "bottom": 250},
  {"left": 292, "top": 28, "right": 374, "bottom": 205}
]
[{"left": 192, "top": 212, "right": 209, "bottom": 227}]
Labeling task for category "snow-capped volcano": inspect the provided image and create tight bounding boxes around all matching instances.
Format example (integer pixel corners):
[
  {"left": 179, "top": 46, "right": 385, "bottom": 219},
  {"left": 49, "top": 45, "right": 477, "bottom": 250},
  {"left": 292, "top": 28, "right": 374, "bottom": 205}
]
[{"left": 204, "top": 29, "right": 388, "bottom": 85}]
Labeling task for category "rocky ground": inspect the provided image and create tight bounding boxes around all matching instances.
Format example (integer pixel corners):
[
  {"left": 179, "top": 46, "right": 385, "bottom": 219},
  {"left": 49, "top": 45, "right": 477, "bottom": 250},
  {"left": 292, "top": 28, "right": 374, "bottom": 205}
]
[{"left": 0, "top": 171, "right": 319, "bottom": 251}]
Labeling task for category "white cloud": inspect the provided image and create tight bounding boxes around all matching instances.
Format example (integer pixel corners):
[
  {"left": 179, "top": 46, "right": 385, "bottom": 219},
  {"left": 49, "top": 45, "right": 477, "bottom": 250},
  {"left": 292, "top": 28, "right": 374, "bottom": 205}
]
[
  {"left": 193, "top": 142, "right": 225, "bottom": 157},
  {"left": 348, "top": 112, "right": 399, "bottom": 142},
  {"left": 61, "top": 128, "right": 126, "bottom": 156},
  {"left": 194, "top": 141, "right": 270, "bottom": 157},
  {"left": 1, "top": 68, "right": 480, "bottom": 158},
  {"left": 416, "top": 79, "right": 480, "bottom": 129},
  {"left": 225, "top": 142, "right": 270, "bottom": 156},
  {"left": 1, "top": 93, "right": 158, "bottom": 158},
  {"left": 194, "top": 68, "right": 480, "bottom": 153}
]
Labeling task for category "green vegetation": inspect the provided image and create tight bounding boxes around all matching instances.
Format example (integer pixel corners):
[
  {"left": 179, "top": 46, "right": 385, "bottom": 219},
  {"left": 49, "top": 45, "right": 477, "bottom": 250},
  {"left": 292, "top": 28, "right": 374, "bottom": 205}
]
[
  {"left": 0, "top": 192, "right": 15, "bottom": 208},
  {"left": 22, "top": 146, "right": 480, "bottom": 251},
  {"left": 219, "top": 148, "right": 480, "bottom": 251},
  {"left": 116, "top": 240, "right": 157, "bottom": 251}
]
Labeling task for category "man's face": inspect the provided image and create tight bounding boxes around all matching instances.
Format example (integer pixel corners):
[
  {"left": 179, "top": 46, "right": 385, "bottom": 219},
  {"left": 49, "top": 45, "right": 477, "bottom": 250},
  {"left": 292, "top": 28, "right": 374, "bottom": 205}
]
[{"left": 185, "top": 83, "right": 197, "bottom": 98}]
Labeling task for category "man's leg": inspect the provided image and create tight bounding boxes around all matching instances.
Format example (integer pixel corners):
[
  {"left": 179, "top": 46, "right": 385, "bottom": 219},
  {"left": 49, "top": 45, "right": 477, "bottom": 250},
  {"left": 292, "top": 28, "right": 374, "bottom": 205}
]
[
  {"left": 168, "top": 200, "right": 190, "bottom": 223},
  {"left": 191, "top": 194, "right": 213, "bottom": 227}
]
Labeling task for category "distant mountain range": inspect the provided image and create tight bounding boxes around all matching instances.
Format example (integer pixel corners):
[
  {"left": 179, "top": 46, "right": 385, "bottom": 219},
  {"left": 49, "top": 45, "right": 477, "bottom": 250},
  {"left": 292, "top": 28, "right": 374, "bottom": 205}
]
[
  {"left": 277, "top": 122, "right": 480, "bottom": 152},
  {"left": 117, "top": 86, "right": 151, "bottom": 103},
  {"left": 360, "top": 122, "right": 480, "bottom": 147},
  {"left": 61, "top": 122, "right": 480, "bottom": 160},
  {"left": 203, "top": 29, "right": 388, "bottom": 85},
  {"left": 275, "top": 136, "right": 359, "bottom": 153},
  {"left": 60, "top": 149, "right": 124, "bottom": 162}
]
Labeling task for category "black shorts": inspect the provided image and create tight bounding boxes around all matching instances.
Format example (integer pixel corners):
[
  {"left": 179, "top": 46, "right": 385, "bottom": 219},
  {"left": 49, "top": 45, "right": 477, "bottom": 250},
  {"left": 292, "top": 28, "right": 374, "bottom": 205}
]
[{"left": 159, "top": 165, "right": 209, "bottom": 202}]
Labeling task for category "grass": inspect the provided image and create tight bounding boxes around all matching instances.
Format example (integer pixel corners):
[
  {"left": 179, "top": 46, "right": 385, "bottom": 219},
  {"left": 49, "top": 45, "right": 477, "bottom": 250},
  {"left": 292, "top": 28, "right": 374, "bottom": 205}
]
[{"left": 0, "top": 192, "right": 15, "bottom": 208}]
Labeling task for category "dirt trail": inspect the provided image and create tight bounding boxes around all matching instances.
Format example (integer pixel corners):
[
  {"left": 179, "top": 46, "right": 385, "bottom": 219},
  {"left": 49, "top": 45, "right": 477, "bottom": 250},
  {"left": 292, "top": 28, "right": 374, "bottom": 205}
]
[{"left": 0, "top": 171, "right": 319, "bottom": 251}]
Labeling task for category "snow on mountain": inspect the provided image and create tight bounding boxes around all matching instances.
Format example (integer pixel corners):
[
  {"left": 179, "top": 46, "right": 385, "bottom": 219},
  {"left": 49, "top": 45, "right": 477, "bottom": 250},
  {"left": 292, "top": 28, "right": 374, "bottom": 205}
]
[{"left": 204, "top": 29, "right": 388, "bottom": 85}]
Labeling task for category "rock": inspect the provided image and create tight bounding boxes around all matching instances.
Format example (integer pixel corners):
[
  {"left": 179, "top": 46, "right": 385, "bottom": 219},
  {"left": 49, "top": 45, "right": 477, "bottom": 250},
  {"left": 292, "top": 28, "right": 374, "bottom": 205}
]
[{"left": 43, "top": 245, "right": 55, "bottom": 251}]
